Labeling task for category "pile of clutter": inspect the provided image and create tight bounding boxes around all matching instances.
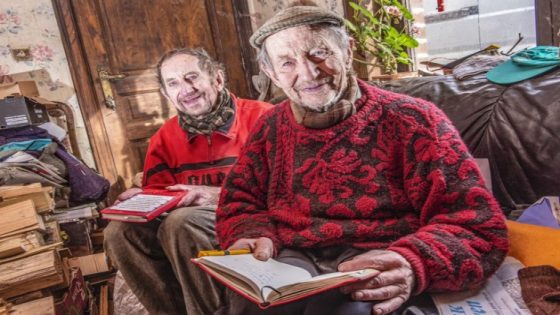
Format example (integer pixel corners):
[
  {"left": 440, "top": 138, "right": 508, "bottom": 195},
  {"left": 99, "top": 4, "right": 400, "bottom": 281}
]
[{"left": 0, "top": 81, "right": 114, "bottom": 314}]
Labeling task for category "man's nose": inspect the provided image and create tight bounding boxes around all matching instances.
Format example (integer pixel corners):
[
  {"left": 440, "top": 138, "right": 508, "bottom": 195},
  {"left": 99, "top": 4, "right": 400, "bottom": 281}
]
[
  {"left": 178, "top": 81, "right": 195, "bottom": 95},
  {"left": 297, "top": 58, "right": 321, "bottom": 81}
]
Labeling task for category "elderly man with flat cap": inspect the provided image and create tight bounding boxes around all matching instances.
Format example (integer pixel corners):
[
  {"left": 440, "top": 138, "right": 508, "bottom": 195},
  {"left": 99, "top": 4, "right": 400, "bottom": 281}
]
[{"left": 213, "top": 3, "right": 508, "bottom": 315}]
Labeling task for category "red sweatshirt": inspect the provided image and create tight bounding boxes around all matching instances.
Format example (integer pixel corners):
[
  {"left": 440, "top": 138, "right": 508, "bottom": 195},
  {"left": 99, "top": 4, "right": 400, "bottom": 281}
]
[
  {"left": 142, "top": 95, "right": 272, "bottom": 189},
  {"left": 216, "top": 81, "right": 508, "bottom": 294}
]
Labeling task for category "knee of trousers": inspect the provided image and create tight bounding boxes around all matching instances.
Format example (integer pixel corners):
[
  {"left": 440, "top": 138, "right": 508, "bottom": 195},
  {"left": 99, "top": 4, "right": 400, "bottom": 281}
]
[
  {"left": 104, "top": 221, "right": 128, "bottom": 250},
  {"left": 103, "top": 221, "right": 148, "bottom": 268},
  {"left": 157, "top": 206, "right": 216, "bottom": 243}
]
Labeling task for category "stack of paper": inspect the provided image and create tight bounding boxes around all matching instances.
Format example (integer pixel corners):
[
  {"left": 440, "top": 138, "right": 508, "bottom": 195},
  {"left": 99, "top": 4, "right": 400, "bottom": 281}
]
[{"left": 0, "top": 151, "right": 66, "bottom": 187}]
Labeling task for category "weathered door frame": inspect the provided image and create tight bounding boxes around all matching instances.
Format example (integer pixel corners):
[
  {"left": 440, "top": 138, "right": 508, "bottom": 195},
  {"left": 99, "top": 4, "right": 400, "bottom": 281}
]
[{"left": 536, "top": 0, "right": 560, "bottom": 46}]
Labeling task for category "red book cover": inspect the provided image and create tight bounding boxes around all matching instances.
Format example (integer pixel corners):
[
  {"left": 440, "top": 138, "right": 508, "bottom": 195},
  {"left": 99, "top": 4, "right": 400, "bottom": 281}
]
[{"left": 100, "top": 189, "right": 186, "bottom": 223}]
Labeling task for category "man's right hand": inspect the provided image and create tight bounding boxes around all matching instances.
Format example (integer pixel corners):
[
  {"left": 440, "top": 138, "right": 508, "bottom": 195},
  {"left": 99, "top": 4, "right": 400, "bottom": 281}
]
[
  {"left": 166, "top": 184, "right": 220, "bottom": 206},
  {"left": 229, "top": 237, "right": 274, "bottom": 261},
  {"left": 114, "top": 187, "right": 143, "bottom": 204}
]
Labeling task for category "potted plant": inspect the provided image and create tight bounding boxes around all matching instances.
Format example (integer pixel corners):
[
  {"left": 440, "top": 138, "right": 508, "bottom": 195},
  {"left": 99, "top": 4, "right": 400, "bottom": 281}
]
[{"left": 345, "top": 0, "right": 419, "bottom": 79}]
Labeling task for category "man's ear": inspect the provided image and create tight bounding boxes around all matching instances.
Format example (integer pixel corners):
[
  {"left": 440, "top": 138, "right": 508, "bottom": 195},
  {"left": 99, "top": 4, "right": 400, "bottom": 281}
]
[
  {"left": 345, "top": 38, "right": 355, "bottom": 70},
  {"left": 160, "top": 87, "right": 171, "bottom": 101},
  {"left": 214, "top": 70, "right": 225, "bottom": 91},
  {"left": 260, "top": 62, "right": 282, "bottom": 88}
]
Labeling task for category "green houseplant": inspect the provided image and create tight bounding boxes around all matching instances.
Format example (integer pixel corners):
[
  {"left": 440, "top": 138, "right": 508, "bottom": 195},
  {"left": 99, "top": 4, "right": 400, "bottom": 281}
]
[{"left": 345, "top": 0, "right": 419, "bottom": 75}]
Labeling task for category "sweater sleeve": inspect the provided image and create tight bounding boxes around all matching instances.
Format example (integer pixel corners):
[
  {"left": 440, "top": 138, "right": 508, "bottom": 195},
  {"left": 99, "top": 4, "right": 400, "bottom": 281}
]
[
  {"left": 215, "top": 115, "right": 280, "bottom": 250},
  {"left": 142, "top": 130, "right": 178, "bottom": 190},
  {"left": 386, "top": 98, "right": 508, "bottom": 294}
]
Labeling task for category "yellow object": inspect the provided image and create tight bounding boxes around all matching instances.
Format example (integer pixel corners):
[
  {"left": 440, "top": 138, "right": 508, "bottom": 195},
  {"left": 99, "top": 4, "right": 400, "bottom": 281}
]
[
  {"left": 197, "top": 248, "right": 251, "bottom": 258},
  {"left": 507, "top": 220, "right": 560, "bottom": 269}
]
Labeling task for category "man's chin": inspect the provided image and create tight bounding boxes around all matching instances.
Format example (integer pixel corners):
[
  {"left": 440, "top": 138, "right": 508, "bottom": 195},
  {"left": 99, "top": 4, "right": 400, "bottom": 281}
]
[
  {"left": 179, "top": 107, "right": 207, "bottom": 119},
  {"left": 298, "top": 96, "right": 339, "bottom": 113},
  {"left": 298, "top": 104, "right": 328, "bottom": 112}
]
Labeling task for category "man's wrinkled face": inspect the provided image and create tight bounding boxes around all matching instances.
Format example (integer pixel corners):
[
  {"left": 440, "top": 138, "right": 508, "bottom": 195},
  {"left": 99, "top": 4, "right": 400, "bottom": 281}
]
[
  {"left": 262, "top": 25, "right": 352, "bottom": 112},
  {"left": 161, "top": 54, "right": 224, "bottom": 119}
]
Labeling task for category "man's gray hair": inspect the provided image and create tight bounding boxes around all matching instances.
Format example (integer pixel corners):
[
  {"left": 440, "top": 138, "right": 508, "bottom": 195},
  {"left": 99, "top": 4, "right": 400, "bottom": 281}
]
[{"left": 156, "top": 47, "right": 226, "bottom": 89}]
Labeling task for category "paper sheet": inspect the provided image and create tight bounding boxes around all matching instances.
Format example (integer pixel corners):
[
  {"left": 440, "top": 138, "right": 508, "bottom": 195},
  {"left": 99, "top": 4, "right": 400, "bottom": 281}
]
[{"left": 431, "top": 257, "right": 530, "bottom": 315}]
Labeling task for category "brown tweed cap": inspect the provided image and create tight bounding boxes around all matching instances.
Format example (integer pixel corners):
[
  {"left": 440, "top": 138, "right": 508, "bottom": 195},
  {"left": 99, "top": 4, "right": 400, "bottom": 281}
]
[{"left": 249, "top": 5, "right": 345, "bottom": 49}]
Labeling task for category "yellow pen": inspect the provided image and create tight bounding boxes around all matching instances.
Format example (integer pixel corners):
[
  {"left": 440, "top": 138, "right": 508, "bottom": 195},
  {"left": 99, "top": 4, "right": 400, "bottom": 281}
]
[{"left": 197, "top": 248, "right": 251, "bottom": 258}]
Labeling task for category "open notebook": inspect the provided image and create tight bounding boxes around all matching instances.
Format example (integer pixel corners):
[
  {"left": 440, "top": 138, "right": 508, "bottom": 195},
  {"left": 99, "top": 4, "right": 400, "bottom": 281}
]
[{"left": 192, "top": 254, "right": 377, "bottom": 309}]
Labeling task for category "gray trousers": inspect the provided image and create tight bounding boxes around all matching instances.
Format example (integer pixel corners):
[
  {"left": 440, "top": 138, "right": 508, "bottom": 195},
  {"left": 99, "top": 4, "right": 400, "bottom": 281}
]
[{"left": 104, "top": 206, "right": 224, "bottom": 315}]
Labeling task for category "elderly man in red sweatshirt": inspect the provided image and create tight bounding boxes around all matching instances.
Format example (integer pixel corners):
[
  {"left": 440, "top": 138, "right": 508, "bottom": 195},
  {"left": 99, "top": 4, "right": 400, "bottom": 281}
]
[
  {"left": 215, "top": 4, "right": 508, "bottom": 315},
  {"left": 104, "top": 47, "right": 272, "bottom": 315}
]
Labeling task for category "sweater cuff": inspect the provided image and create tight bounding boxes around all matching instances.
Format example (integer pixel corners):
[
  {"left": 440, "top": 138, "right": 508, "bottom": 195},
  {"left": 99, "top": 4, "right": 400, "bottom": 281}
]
[{"left": 388, "top": 246, "right": 428, "bottom": 295}]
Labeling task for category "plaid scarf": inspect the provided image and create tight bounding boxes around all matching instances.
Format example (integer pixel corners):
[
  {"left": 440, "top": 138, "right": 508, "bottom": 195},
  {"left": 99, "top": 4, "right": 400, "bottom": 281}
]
[
  {"left": 290, "top": 75, "right": 359, "bottom": 129},
  {"left": 178, "top": 89, "right": 234, "bottom": 136}
]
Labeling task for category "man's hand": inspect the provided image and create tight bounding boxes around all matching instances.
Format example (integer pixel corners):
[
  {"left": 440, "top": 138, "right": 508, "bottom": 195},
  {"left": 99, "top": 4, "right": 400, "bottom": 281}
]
[
  {"left": 166, "top": 184, "right": 220, "bottom": 206},
  {"left": 115, "top": 187, "right": 143, "bottom": 204},
  {"left": 228, "top": 237, "right": 274, "bottom": 261},
  {"left": 338, "top": 250, "right": 415, "bottom": 315}
]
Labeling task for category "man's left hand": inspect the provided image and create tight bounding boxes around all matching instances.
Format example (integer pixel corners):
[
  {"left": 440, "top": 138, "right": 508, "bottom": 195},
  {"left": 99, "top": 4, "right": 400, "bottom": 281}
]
[
  {"left": 338, "top": 250, "right": 415, "bottom": 315},
  {"left": 166, "top": 184, "right": 220, "bottom": 206}
]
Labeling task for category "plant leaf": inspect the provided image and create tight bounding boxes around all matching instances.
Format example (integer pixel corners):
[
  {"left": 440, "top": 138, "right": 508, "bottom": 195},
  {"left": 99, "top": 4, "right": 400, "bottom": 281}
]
[
  {"left": 376, "top": 43, "right": 393, "bottom": 55},
  {"left": 399, "top": 33, "right": 419, "bottom": 48},
  {"left": 393, "top": 1, "right": 414, "bottom": 20},
  {"left": 396, "top": 56, "right": 411, "bottom": 64},
  {"left": 344, "top": 19, "right": 358, "bottom": 33},
  {"left": 348, "top": 0, "right": 417, "bottom": 73},
  {"left": 349, "top": 2, "right": 379, "bottom": 24}
]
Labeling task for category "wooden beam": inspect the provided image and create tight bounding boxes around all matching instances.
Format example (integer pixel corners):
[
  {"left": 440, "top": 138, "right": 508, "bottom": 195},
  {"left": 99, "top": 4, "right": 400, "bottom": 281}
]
[
  {"left": 66, "top": 252, "right": 110, "bottom": 277},
  {"left": 51, "top": 0, "right": 121, "bottom": 191},
  {"left": 206, "top": 0, "right": 253, "bottom": 98},
  {"left": 231, "top": 0, "right": 260, "bottom": 98},
  {"left": 0, "top": 230, "right": 44, "bottom": 259},
  {"left": 0, "top": 239, "right": 25, "bottom": 259},
  {"left": 0, "top": 296, "right": 55, "bottom": 315},
  {"left": 0, "top": 250, "right": 64, "bottom": 299},
  {"left": 0, "top": 200, "right": 44, "bottom": 237},
  {"left": 552, "top": 0, "right": 560, "bottom": 46},
  {"left": 0, "top": 184, "right": 42, "bottom": 199},
  {"left": 535, "top": 0, "right": 559, "bottom": 45},
  {"left": 0, "top": 188, "right": 54, "bottom": 214},
  {"left": 99, "top": 284, "right": 109, "bottom": 315}
]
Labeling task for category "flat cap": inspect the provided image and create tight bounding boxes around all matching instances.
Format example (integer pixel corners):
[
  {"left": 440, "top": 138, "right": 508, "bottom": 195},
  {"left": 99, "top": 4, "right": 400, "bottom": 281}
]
[{"left": 249, "top": 5, "right": 345, "bottom": 49}]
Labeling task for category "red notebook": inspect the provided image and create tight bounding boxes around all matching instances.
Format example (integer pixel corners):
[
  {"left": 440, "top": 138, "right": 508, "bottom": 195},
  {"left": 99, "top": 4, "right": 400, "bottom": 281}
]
[
  {"left": 100, "top": 189, "right": 186, "bottom": 223},
  {"left": 191, "top": 254, "right": 377, "bottom": 309}
]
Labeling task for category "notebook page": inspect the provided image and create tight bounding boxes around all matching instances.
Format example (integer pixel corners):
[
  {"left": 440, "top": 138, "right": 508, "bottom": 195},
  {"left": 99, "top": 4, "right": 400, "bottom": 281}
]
[
  {"left": 202, "top": 254, "right": 312, "bottom": 298},
  {"left": 109, "top": 194, "right": 174, "bottom": 213}
]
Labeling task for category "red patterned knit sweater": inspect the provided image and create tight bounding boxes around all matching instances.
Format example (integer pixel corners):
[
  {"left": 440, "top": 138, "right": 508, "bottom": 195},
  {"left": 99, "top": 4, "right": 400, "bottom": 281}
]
[{"left": 216, "top": 80, "right": 508, "bottom": 294}]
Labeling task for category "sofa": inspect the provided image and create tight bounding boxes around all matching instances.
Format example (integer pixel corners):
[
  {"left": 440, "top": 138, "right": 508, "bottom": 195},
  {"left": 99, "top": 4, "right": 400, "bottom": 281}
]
[{"left": 379, "top": 62, "right": 560, "bottom": 213}]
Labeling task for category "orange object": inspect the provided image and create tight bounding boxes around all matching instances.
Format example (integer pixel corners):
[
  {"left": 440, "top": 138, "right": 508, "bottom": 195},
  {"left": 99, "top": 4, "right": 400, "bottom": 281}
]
[
  {"left": 197, "top": 248, "right": 251, "bottom": 258},
  {"left": 507, "top": 220, "right": 560, "bottom": 269}
]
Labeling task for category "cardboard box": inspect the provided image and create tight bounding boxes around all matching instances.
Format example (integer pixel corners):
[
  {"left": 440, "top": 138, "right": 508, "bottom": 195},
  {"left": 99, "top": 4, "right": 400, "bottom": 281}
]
[
  {"left": 0, "top": 81, "right": 40, "bottom": 99},
  {"left": 0, "top": 96, "right": 50, "bottom": 129},
  {"left": 66, "top": 253, "right": 110, "bottom": 277}
]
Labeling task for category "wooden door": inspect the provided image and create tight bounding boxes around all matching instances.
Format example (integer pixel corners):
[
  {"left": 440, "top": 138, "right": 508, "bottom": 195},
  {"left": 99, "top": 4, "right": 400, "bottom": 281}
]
[{"left": 53, "top": 0, "right": 253, "bottom": 200}]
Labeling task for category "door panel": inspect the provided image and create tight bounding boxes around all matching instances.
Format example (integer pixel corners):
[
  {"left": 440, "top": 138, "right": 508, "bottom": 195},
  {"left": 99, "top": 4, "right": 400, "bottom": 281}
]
[
  {"left": 55, "top": 0, "right": 250, "bottom": 199},
  {"left": 99, "top": 1, "right": 217, "bottom": 69}
]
